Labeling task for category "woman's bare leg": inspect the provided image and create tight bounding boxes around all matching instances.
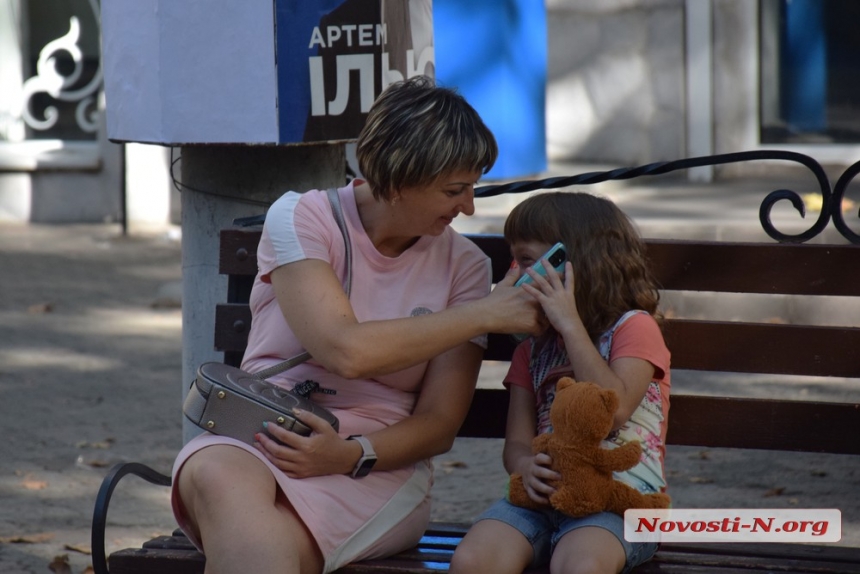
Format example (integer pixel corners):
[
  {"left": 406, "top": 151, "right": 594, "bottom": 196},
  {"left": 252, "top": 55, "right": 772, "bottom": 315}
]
[{"left": 176, "top": 445, "right": 323, "bottom": 574}]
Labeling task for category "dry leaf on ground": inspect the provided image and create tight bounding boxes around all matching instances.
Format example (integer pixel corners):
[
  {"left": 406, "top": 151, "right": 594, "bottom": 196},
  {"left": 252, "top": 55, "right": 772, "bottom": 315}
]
[
  {"left": 0, "top": 532, "right": 55, "bottom": 544},
  {"left": 689, "top": 476, "right": 713, "bottom": 484},
  {"left": 27, "top": 302, "right": 54, "bottom": 313},
  {"left": 20, "top": 477, "right": 48, "bottom": 490},
  {"left": 48, "top": 554, "right": 72, "bottom": 574},
  {"left": 63, "top": 543, "right": 91, "bottom": 555}
]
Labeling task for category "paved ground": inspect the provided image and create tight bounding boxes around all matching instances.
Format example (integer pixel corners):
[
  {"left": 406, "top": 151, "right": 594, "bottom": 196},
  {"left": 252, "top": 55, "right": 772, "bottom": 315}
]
[{"left": 1, "top": 169, "right": 858, "bottom": 573}]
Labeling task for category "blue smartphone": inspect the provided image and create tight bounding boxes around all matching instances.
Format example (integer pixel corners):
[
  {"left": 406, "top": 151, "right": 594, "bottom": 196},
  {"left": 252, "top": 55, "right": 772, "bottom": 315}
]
[
  {"left": 511, "top": 242, "right": 567, "bottom": 342},
  {"left": 514, "top": 242, "right": 567, "bottom": 287}
]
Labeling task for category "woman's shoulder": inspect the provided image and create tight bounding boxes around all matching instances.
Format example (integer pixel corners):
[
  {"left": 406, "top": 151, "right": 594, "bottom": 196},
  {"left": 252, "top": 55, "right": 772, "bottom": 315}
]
[
  {"left": 443, "top": 228, "right": 491, "bottom": 263},
  {"left": 267, "top": 188, "right": 328, "bottom": 217}
]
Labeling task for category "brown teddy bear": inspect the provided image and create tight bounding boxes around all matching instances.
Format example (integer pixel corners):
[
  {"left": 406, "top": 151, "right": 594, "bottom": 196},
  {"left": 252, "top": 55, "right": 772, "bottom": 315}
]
[{"left": 508, "top": 377, "right": 671, "bottom": 517}]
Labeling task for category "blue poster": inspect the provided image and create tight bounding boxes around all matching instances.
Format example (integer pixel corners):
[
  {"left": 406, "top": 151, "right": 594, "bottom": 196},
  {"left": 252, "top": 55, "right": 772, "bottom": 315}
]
[{"left": 276, "top": 0, "right": 435, "bottom": 143}]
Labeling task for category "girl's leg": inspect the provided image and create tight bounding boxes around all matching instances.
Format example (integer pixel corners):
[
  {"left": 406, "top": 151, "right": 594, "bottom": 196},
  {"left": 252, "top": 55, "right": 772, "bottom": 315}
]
[
  {"left": 549, "top": 526, "right": 626, "bottom": 574},
  {"left": 176, "top": 445, "right": 323, "bottom": 574},
  {"left": 449, "top": 519, "right": 534, "bottom": 574}
]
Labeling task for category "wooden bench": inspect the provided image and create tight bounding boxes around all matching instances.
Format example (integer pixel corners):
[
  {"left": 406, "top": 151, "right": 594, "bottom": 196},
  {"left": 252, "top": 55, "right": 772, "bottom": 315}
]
[{"left": 93, "top": 151, "right": 860, "bottom": 574}]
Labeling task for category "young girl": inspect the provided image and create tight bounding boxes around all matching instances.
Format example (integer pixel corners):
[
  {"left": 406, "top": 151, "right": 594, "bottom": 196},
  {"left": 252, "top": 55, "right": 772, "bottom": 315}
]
[{"left": 450, "top": 192, "right": 671, "bottom": 574}]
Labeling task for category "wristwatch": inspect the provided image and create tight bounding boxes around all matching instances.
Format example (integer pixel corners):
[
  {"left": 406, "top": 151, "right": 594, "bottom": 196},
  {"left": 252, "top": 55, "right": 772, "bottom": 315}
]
[{"left": 347, "top": 435, "right": 377, "bottom": 478}]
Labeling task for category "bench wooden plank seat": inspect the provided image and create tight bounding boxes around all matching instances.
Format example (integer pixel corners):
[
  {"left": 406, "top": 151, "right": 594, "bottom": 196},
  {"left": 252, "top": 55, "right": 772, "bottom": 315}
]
[
  {"left": 110, "top": 525, "right": 860, "bottom": 574},
  {"left": 94, "top": 151, "right": 860, "bottom": 574}
]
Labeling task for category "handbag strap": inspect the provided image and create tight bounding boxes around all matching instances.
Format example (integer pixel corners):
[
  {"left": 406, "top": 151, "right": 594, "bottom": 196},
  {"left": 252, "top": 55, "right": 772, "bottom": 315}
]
[{"left": 252, "top": 188, "right": 352, "bottom": 380}]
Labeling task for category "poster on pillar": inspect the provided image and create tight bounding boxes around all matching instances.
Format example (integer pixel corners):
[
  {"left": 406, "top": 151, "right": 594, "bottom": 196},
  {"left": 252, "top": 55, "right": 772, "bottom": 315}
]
[
  {"left": 101, "top": 0, "right": 434, "bottom": 146},
  {"left": 278, "top": 0, "right": 435, "bottom": 143}
]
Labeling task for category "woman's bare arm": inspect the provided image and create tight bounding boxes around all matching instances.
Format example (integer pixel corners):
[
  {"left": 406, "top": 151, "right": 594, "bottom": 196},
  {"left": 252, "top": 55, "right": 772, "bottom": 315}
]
[{"left": 270, "top": 259, "right": 542, "bottom": 379}]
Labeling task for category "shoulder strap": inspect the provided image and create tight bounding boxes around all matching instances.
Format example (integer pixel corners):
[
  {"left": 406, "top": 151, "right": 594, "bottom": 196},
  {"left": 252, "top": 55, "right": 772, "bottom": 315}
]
[
  {"left": 252, "top": 188, "right": 351, "bottom": 380},
  {"left": 326, "top": 187, "right": 352, "bottom": 295}
]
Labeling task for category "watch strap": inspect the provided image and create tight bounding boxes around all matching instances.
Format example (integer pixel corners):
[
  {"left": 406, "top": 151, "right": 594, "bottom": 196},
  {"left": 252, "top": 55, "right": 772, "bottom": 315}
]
[{"left": 347, "top": 435, "right": 377, "bottom": 478}]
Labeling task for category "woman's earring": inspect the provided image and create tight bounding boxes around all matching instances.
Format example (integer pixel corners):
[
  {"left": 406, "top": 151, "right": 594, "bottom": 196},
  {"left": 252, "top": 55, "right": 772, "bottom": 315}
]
[{"left": 390, "top": 196, "right": 399, "bottom": 207}]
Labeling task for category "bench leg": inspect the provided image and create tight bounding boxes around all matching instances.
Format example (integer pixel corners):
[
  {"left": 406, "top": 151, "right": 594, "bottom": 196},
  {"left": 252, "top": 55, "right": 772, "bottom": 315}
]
[{"left": 91, "top": 462, "right": 172, "bottom": 574}]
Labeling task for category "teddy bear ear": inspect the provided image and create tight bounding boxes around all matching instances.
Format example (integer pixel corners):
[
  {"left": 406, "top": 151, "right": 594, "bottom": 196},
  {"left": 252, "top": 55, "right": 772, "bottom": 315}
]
[{"left": 557, "top": 377, "right": 575, "bottom": 391}]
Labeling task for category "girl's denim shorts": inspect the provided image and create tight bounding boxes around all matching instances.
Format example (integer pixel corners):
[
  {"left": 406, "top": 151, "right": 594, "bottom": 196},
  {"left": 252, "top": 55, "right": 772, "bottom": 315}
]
[{"left": 476, "top": 498, "right": 658, "bottom": 573}]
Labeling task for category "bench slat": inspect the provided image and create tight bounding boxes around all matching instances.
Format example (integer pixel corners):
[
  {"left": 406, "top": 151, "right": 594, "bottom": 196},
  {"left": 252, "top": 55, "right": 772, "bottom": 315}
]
[
  {"left": 108, "top": 524, "right": 860, "bottom": 574},
  {"left": 645, "top": 240, "right": 860, "bottom": 296},
  {"left": 459, "top": 389, "right": 860, "bottom": 454},
  {"left": 219, "top": 229, "right": 260, "bottom": 276},
  {"left": 109, "top": 547, "right": 204, "bottom": 574},
  {"left": 219, "top": 230, "right": 860, "bottom": 297},
  {"left": 214, "top": 303, "right": 251, "bottom": 352},
  {"left": 215, "top": 307, "right": 860, "bottom": 379},
  {"left": 664, "top": 320, "right": 860, "bottom": 377}
]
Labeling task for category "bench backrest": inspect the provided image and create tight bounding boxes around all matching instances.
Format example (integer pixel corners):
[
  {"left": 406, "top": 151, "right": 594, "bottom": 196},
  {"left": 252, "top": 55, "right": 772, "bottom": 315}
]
[{"left": 216, "top": 229, "right": 860, "bottom": 455}]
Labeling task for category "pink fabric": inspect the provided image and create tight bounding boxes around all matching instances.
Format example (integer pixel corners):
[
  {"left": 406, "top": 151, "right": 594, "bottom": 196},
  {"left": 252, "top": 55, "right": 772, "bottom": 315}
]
[{"left": 172, "top": 182, "right": 491, "bottom": 571}]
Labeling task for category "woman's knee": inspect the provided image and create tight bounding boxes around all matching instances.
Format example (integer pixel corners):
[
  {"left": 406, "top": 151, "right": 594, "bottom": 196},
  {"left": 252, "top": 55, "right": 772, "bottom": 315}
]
[{"left": 178, "top": 446, "right": 272, "bottom": 507}]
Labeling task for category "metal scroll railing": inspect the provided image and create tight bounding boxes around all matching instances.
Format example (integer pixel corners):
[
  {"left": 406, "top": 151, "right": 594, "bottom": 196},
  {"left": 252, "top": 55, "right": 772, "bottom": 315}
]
[{"left": 475, "top": 150, "right": 860, "bottom": 244}]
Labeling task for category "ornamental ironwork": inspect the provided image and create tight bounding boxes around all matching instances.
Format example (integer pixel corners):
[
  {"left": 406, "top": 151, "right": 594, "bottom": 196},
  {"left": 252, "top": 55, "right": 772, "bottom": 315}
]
[
  {"left": 475, "top": 150, "right": 859, "bottom": 245},
  {"left": 20, "top": 0, "right": 102, "bottom": 138}
]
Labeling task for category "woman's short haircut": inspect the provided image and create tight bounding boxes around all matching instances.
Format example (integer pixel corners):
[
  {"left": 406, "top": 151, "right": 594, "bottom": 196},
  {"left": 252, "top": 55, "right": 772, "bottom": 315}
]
[{"left": 356, "top": 75, "right": 498, "bottom": 201}]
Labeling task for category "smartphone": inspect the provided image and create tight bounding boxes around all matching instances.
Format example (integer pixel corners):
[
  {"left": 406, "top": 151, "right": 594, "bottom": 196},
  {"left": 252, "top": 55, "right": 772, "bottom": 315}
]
[
  {"left": 514, "top": 242, "right": 567, "bottom": 287},
  {"left": 511, "top": 242, "right": 567, "bottom": 342}
]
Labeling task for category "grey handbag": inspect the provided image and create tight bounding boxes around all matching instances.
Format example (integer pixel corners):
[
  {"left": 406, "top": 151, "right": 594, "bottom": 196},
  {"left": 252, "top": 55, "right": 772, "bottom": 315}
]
[{"left": 182, "top": 188, "right": 351, "bottom": 444}]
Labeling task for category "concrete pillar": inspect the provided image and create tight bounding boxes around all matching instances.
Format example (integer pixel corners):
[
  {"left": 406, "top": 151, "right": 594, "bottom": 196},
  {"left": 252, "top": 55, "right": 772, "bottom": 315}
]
[{"left": 180, "top": 144, "right": 345, "bottom": 443}]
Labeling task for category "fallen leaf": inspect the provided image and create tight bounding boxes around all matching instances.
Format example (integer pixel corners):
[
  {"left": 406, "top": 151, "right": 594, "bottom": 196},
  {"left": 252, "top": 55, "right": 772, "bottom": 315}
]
[
  {"left": 811, "top": 470, "right": 827, "bottom": 477},
  {"left": 695, "top": 450, "right": 710, "bottom": 460},
  {"left": 76, "top": 438, "right": 115, "bottom": 450},
  {"left": 0, "top": 532, "right": 55, "bottom": 544},
  {"left": 48, "top": 554, "right": 72, "bottom": 574},
  {"left": 441, "top": 460, "right": 468, "bottom": 469},
  {"left": 763, "top": 487, "right": 786, "bottom": 497},
  {"left": 28, "top": 302, "right": 54, "bottom": 313},
  {"left": 63, "top": 543, "right": 91, "bottom": 555},
  {"left": 150, "top": 297, "right": 181, "bottom": 309},
  {"left": 689, "top": 476, "right": 713, "bottom": 484},
  {"left": 21, "top": 478, "right": 48, "bottom": 491},
  {"left": 75, "top": 455, "right": 109, "bottom": 468}
]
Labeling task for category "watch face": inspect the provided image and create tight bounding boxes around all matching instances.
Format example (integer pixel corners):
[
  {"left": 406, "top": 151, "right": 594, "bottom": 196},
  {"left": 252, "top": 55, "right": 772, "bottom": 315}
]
[{"left": 354, "top": 457, "right": 376, "bottom": 478}]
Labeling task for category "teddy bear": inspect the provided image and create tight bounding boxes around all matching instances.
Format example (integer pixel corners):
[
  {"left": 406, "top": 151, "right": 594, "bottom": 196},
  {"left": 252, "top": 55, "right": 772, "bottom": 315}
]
[{"left": 508, "top": 377, "right": 671, "bottom": 517}]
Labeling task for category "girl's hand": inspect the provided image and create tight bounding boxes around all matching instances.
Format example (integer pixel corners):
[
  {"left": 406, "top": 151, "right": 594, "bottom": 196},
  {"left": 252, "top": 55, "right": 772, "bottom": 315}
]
[
  {"left": 254, "top": 409, "right": 357, "bottom": 478},
  {"left": 521, "top": 261, "right": 579, "bottom": 336},
  {"left": 516, "top": 452, "right": 561, "bottom": 505}
]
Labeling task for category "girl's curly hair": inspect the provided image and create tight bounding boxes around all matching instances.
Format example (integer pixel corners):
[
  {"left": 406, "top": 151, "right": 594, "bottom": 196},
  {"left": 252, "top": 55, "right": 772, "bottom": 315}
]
[{"left": 504, "top": 191, "right": 661, "bottom": 341}]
